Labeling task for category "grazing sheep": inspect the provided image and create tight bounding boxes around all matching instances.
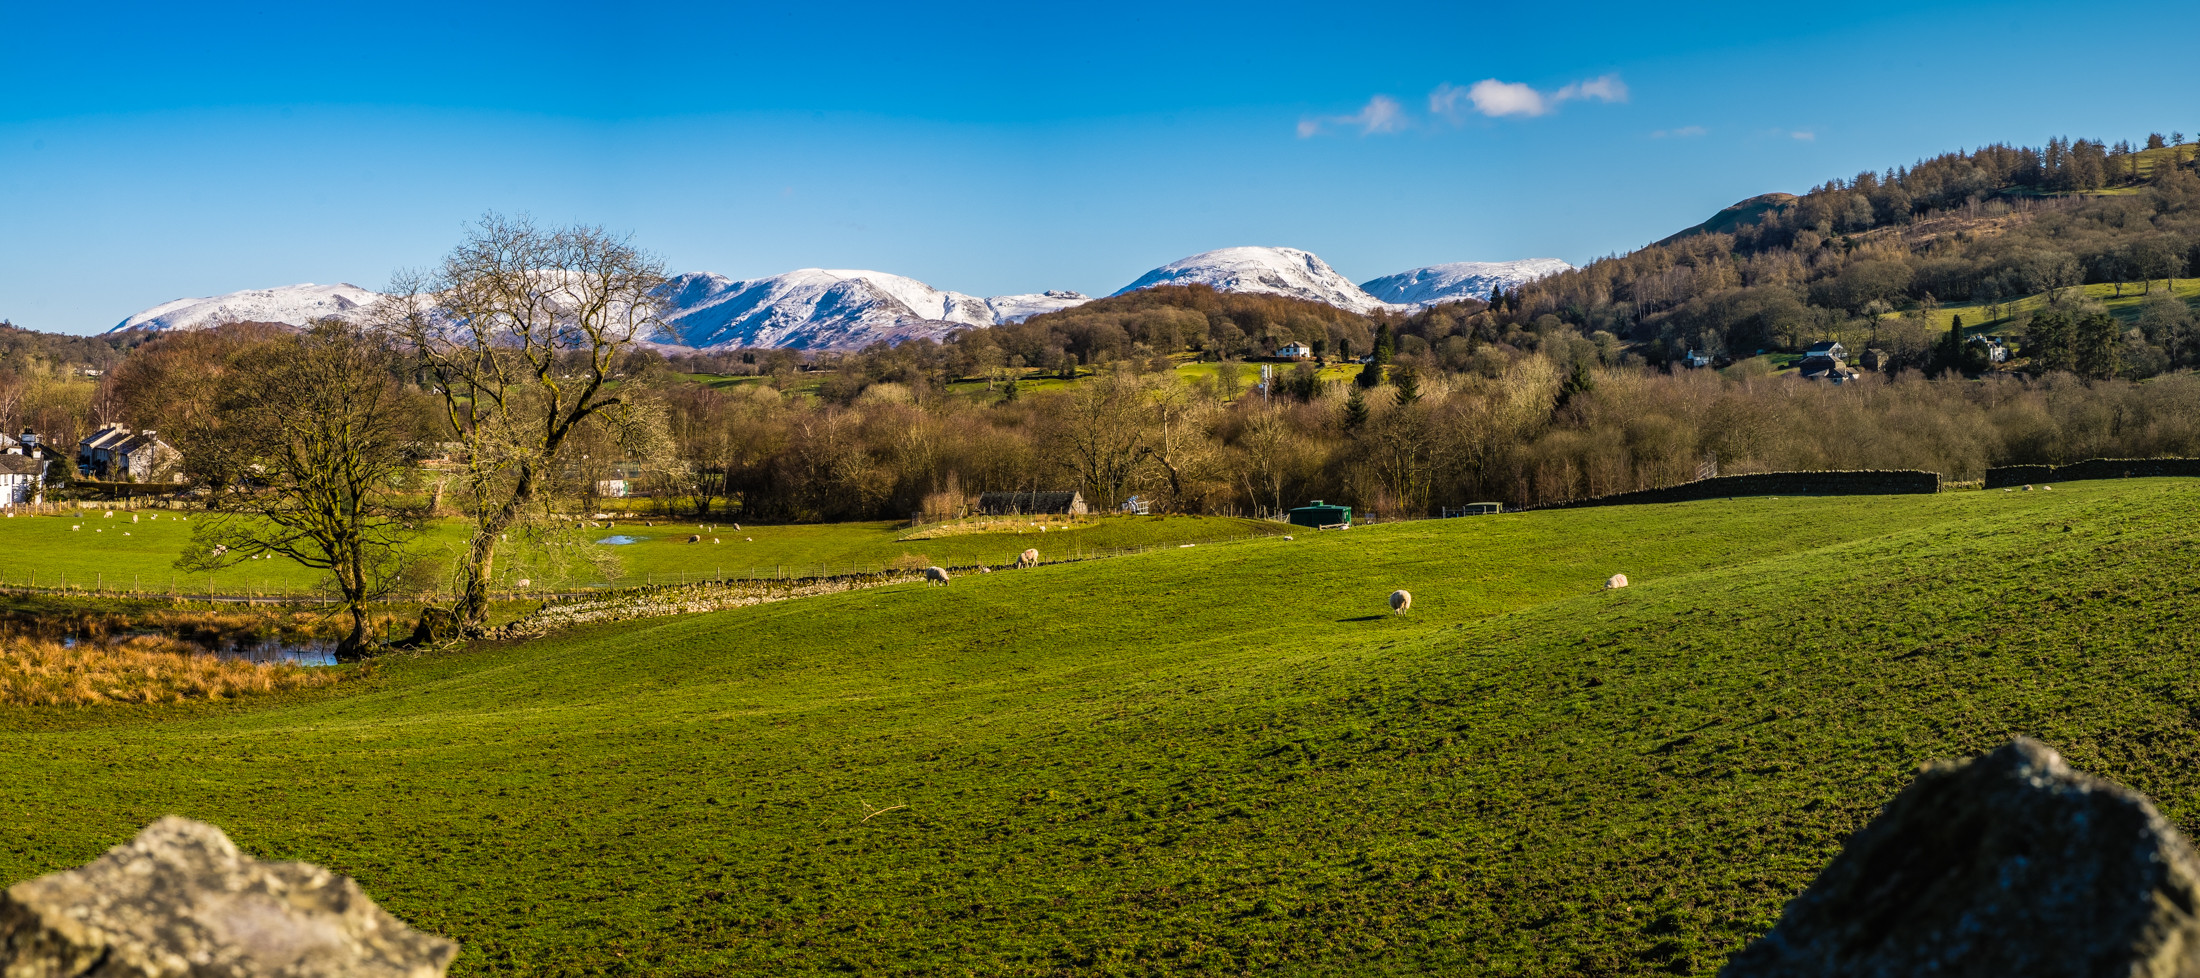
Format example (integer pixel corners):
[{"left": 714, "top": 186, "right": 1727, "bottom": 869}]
[
  {"left": 103, "top": 511, "right": 113, "bottom": 519},
  {"left": 746, "top": 537, "right": 753, "bottom": 542},
  {"left": 712, "top": 538, "right": 720, "bottom": 544},
  {"left": 1282, "top": 535, "right": 1294, "bottom": 541},
  {"left": 1015, "top": 548, "right": 1040, "bottom": 568},
  {"left": 2024, "top": 485, "right": 2034, "bottom": 491},
  {"left": 687, "top": 534, "right": 701, "bottom": 543},
  {"left": 1389, "top": 590, "right": 1411, "bottom": 615},
  {"left": 733, "top": 523, "right": 741, "bottom": 531},
  {"left": 2044, "top": 485, "right": 2055, "bottom": 491},
  {"left": 923, "top": 566, "right": 951, "bottom": 587},
  {"left": 1606, "top": 573, "right": 1629, "bottom": 589}
]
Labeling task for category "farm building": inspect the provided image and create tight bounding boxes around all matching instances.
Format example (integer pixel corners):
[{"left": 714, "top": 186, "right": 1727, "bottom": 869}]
[
  {"left": 0, "top": 453, "right": 45, "bottom": 507},
  {"left": 1276, "top": 341, "right": 1313, "bottom": 359},
  {"left": 978, "top": 491, "right": 1089, "bottom": 516},
  {"left": 1803, "top": 340, "right": 1847, "bottom": 360},
  {"left": 1287, "top": 500, "right": 1352, "bottom": 528},
  {"left": 1969, "top": 334, "right": 2010, "bottom": 364},
  {"left": 77, "top": 423, "right": 183, "bottom": 482}
]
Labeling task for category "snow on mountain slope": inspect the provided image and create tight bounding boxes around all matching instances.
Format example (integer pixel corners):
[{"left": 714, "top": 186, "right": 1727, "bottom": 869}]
[
  {"left": 653, "top": 270, "right": 1091, "bottom": 350},
  {"left": 985, "top": 290, "right": 1091, "bottom": 324},
  {"left": 1359, "top": 259, "right": 1574, "bottom": 309},
  {"left": 1112, "top": 247, "right": 1394, "bottom": 314},
  {"left": 110, "top": 283, "right": 383, "bottom": 333}
]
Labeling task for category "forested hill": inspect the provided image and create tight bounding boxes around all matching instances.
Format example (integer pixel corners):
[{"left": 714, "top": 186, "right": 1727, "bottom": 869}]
[{"left": 1515, "top": 134, "right": 2200, "bottom": 376}]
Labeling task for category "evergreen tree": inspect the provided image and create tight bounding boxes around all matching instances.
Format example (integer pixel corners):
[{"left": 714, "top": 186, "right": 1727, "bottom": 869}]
[
  {"left": 1356, "top": 358, "right": 1383, "bottom": 389},
  {"left": 1373, "top": 323, "right": 1395, "bottom": 365},
  {"left": 1002, "top": 376, "right": 1020, "bottom": 402},
  {"left": 1392, "top": 366, "right": 1420, "bottom": 404},
  {"left": 1342, "top": 385, "right": 1369, "bottom": 431},
  {"left": 2075, "top": 311, "right": 2122, "bottom": 379},
  {"left": 1944, "top": 313, "right": 1965, "bottom": 372}
]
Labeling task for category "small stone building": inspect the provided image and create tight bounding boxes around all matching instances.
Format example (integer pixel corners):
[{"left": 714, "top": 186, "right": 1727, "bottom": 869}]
[{"left": 978, "top": 491, "right": 1089, "bottom": 516}]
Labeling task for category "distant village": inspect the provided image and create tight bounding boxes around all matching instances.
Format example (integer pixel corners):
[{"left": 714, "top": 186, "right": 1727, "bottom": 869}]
[{"left": 0, "top": 423, "right": 182, "bottom": 508}]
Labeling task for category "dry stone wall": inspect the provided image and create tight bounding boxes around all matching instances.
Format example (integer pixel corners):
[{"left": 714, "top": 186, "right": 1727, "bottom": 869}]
[
  {"left": 1984, "top": 457, "right": 2200, "bottom": 489},
  {"left": 1530, "top": 470, "right": 1940, "bottom": 511}
]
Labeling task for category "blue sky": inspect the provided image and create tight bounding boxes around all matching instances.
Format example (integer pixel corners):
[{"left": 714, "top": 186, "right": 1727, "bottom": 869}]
[{"left": 2, "top": 0, "right": 2188, "bottom": 334}]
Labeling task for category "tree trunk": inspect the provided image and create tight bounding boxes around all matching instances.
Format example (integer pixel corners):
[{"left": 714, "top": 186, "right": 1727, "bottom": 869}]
[{"left": 451, "top": 461, "right": 535, "bottom": 629}]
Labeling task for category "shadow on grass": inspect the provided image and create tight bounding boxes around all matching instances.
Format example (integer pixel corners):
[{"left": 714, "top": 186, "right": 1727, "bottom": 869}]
[{"left": 1336, "top": 615, "right": 1388, "bottom": 622}]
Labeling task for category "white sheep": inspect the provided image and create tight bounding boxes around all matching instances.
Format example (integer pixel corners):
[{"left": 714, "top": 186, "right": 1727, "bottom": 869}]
[
  {"left": 923, "top": 566, "right": 951, "bottom": 587},
  {"left": 1389, "top": 590, "right": 1411, "bottom": 615},
  {"left": 1606, "top": 573, "right": 1629, "bottom": 589},
  {"left": 1282, "top": 535, "right": 1294, "bottom": 541},
  {"left": 712, "top": 537, "right": 720, "bottom": 544},
  {"left": 687, "top": 534, "right": 701, "bottom": 543},
  {"left": 733, "top": 523, "right": 741, "bottom": 531},
  {"left": 103, "top": 511, "right": 113, "bottom": 519},
  {"left": 1015, "top": 548, "right": 1039, "bottom": 568}
]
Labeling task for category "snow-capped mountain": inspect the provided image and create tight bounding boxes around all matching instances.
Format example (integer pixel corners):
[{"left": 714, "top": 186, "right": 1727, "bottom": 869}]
[
  {"left": 109, "top": 282, "right": 383, "bottom": 333},
  {"left": 1359, "top": 259, "right": 1574, "bottom": 309},
  {"left": 985, "top": 290, "right": 1092, "bottom": 324},
  {"left": 1113, "top": 247, "right": 1395, "bottom": 314},
  {"left": 649, "top": 271, "right": 1091, "bottom": 350}
]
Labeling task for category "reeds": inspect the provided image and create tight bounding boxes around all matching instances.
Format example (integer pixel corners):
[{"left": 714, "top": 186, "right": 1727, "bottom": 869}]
[{"left": 0, "top": 636, "right": 342, "bottom": 706}]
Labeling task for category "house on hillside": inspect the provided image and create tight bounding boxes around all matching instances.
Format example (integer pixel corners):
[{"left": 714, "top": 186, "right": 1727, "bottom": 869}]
[
  {"left": 1799, "top": 356, "right": 1861, "bottom": 383},
  {"left": 1804, "top": 340, "right": 1847, "bottom": 361},
  {"left": 1969, "top": 334, "right": 2010, "bottom": 364},
  {"left": 77, "top": 422, "right": 183, "bottom": 482},
  {"left": 1276, "top": 341, "right": 1313, "bottom": 359},
  {"left": 978, "top": 490, "right": 1089, "bottom": 516},
  {"left": 1680, "top": 350, "right": 1714, "bottom": 369}
]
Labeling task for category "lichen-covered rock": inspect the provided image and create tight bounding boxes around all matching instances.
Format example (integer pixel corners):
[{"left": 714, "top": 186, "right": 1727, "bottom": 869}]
[
  {"left": 1722, "top": 737, "right": 2200, "bottom": 978},
  {"left": 0, "top": 816, "right": 456, "bottom": 977}
]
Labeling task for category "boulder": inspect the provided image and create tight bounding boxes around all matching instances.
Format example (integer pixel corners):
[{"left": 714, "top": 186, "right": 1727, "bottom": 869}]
[
  {"left": 0, "top": 816, "right": 457, "bottom": 977},
  {"left": 1722, "top": 737, "right": 2200, "bottom": 977}
]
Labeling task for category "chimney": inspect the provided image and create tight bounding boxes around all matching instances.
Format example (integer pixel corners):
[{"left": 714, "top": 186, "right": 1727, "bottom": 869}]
[{"left": 20, "top": 429, "right": 38, "bottom": 452}]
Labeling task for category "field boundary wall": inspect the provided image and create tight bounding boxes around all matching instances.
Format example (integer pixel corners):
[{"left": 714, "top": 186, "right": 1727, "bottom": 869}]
[
  {"left": 1528, "top": 470, "right": 1942, "bottom": 511},
  {"left": 1983, "top": 458, "right": 2200, "bottom": 489}
]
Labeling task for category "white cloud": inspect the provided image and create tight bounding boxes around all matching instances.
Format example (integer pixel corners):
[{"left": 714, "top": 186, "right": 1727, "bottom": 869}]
[
  {"left": 1297, "top": 95, "right": 1409, "bottom": 138},
  {"left": 1557, "top": 74, "right": 1629, "bottom": 105},
  {"left": 1466, "top": 79, "right": 1549, "bottom": 118},
  {"left": 1790, "top": 129, "right": 1816, "bottom": 141},
  {"left": 1651, "top": 125, "right": 1707, "bottom": 139},
  {"left": 1428, "top": 74, "right": 1630, "bottom": 122}
]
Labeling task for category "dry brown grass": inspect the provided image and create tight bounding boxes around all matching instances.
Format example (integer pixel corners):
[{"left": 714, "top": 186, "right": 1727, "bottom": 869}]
[{"left": 0, "top": 636, "right": 344, "bottom": 706}]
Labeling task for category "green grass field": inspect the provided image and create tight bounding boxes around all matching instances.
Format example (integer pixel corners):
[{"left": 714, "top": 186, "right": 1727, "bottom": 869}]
[
  {"left": 8, "top": 479, "right": 2200, "bottom": 974},
  {"left": 0, "top": 511, "right": 1277, "bottom": 594}
]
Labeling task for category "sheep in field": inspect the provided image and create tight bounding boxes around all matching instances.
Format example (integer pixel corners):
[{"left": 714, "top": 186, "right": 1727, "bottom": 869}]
[
  {"left": 1606, "top": 574, "right": 1629, "bottom": 589},
  {"left": 1389, "top": 590, "right": 1411, "bottom": 615},
  {"left": 923, "top": 566, "right": 951, "bottom": 587},
  {"left": 687, "top": 534, "right": 701, "bottom": 543},
  {"left": 1015, "top": 548, "right": 1039, "bottom": 568}
]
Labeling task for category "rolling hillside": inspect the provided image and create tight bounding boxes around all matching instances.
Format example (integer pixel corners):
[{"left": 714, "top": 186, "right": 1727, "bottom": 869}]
[{"left": 6, "top": 480, "right": 2199, "bottom": 974}]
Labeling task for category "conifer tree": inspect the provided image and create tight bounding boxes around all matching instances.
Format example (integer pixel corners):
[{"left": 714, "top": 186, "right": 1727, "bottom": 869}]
[
  {"left": 1392, "top": 366, "right": 1420, "bottom": 404},
  {"left": 1342, "top": 385, "right": 1368, "bottom": 431}
]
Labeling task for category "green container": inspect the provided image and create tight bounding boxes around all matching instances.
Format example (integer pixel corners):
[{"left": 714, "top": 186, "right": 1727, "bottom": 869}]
[{"left": 1287, "top": 500, "right": 1352, "bottom": 528}]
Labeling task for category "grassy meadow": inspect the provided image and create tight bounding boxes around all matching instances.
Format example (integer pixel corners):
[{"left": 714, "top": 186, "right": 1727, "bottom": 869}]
[
  {"left": 0, "top": 510, "right": 1279, "bottom": 594},
  {"left": 5, "top": 479, "right": 2199, "bottom": 974}
]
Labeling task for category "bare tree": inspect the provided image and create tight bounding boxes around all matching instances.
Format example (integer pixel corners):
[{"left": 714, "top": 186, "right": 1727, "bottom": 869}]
[
  {"left": 380, "top": 214, "right": 666, "bottom": 633},
  {"left": 1047, "top": 368, "right": 1155, "bottom": 511},
  {"left": 176, "top": 321, "right": 423, "bottom": 659}
]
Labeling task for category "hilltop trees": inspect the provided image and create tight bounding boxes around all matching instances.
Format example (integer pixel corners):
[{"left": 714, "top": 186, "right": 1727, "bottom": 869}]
[{"left": 381, "top": 215, "right": 667, "bottom": 634}]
